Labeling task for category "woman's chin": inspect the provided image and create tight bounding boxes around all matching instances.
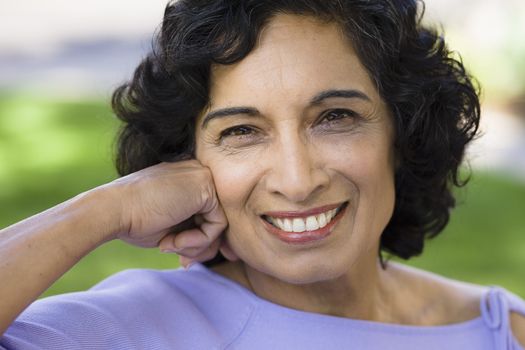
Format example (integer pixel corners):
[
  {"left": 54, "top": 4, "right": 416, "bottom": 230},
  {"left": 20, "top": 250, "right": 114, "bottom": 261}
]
[{"left": 244, "top": 257, "right": 350, "bottom": 286}]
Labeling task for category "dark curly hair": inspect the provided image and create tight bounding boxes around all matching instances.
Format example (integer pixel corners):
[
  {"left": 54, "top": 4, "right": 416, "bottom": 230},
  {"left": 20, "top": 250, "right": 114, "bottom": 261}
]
[{"left": 112, "top": 0, "right": 480, "bottom": 265}]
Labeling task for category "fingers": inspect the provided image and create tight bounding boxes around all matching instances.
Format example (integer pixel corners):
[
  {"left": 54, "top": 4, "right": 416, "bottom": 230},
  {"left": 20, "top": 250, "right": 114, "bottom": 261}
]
[
  {"left": 168, "top": 217, "right": 197, "bottom": 234},
  {"left": 158, "top": 228, "right": 222, "bottom": 267},
  {"left": 161, "top": 198, "right": 226, "bottom": 250},
  {"left": 198, "top": 195, "right": 228, "bottom": 241},
  {"left": 156, "top": 163, "right": 231, "bottom": 268},
  {"left": 159, "top": 228, "right": 238, "bottom": 268},
  {"left": 159, "top": 228, "right": 208, "bottom": 254},
  {"left": 181, "top": 239, "right": 221, "bottom": 267}
]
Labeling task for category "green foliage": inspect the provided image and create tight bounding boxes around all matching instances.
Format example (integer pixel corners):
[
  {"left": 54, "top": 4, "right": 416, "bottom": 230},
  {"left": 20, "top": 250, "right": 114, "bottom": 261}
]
[
  {"left": 405, "top": 173, "right": 525, "bottom": 296},
  {"left": 0, "top": 95, "right": 180, "bottom": 297},
  {"left": 0, "top": 95, "right": 524, "bottom": 298}
]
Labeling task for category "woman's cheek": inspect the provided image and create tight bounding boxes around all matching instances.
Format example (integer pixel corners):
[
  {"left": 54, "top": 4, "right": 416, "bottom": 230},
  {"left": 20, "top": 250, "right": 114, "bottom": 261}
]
[{"left": 208, "top": 157, "right": 261, "bottom": 212}]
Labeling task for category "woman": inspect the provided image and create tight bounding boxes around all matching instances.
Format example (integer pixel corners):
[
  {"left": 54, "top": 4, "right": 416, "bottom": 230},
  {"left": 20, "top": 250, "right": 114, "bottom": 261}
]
[{"left": 1, "top": 0, "right": 524, "bottom": 349}]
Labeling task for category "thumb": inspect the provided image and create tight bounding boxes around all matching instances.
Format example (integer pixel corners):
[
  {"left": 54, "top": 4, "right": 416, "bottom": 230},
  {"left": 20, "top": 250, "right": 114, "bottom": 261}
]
[{"left": 198, "top": 192, "right": 228, "bottom": 242}]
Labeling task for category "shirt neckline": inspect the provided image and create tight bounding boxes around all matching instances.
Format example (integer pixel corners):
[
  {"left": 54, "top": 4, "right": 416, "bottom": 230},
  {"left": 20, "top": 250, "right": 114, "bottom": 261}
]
[{"left": 188, "top": 263, "right": 488, "bottom": 333}]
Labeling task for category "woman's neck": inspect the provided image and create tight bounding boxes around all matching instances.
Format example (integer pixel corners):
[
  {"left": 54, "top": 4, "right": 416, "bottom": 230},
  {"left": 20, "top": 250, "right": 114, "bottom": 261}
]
[
  {"left": 212, "top": 258, "right": 401, "bottom": 322},
  {"left": 211, "top": 259, "right": 487, "bottom": 326}
]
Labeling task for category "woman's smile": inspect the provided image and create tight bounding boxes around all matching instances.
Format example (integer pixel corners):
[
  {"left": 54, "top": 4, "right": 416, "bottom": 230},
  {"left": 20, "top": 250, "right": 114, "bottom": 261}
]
[{"left": 260, "top": 201, "right": 349, "bottom": 244}]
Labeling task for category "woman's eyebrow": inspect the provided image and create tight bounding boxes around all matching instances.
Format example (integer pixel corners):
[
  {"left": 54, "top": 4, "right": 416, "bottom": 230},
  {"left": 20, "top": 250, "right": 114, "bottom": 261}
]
[
  {"left": 201, "top": 107, "right": 259, "bottom": 129},
  {"left": 310, "top": 89, "right": 371, "bottom": 105},
  {"left": 201, "top": 89, "right": 370, "bottom": 129}
]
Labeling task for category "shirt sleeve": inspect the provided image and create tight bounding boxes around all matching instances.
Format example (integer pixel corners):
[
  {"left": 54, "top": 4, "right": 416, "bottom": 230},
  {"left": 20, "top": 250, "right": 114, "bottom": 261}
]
[
  {"left": 0, "top": 269, "right": 160, "bottom": 350},
  {"left": 0, "top": 293, "right": 135, "bottom": 350},
  {"left": 0, "top": 267, "right": 255, "bottom": 350}
]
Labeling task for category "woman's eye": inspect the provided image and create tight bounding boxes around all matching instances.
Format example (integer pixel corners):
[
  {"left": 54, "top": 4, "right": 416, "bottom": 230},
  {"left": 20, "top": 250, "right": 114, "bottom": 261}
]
[
  {"left": 217, "top": 124, "right": 263, "bottom": 149},
  {"left": 220, "top": 125, "right": 255, "bottom": 138},
  {"left": 314, "top": 108, "right": 361, "bottom": 134},
  {"left": 217, "top": 125, "right": 263, "bottom": 148},
  {"left": 320, "top": 109, "right": 357, "bottom": 123}
]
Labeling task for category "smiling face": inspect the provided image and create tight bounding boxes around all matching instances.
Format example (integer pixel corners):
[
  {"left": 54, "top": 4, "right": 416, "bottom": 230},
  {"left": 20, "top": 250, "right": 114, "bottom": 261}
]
[{"left": 195, "top": 14, "right": 396, "bottom": 284}]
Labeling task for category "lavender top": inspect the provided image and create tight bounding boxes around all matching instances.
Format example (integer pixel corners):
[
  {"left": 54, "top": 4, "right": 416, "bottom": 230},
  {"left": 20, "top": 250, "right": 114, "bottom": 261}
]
[{"left": 2, "top": 263, "right": 524, "bottom": 349}]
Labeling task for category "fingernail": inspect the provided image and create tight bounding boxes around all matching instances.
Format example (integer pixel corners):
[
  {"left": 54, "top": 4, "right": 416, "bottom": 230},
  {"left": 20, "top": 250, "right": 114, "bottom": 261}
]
[
  {"left": 160, "top": 246, "right": 184, "bottom": 254},
  {"left": 160, "top": 248, "right": 177, "bottom": 254},
  {"left": 183, "top": 261, "right": 195, "bottom": 270}
]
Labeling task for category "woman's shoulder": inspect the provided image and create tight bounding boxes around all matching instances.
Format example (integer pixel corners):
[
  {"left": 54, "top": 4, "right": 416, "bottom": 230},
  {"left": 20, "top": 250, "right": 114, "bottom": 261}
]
[
  {"left": 1, "top": 266, "right": 256, "bottom": 349},
  {"left": 389, "top": 261, "right": 525, "bottom": 347},
  {"left": 60, "top": 265, "right": 256, "bottom": 323}
]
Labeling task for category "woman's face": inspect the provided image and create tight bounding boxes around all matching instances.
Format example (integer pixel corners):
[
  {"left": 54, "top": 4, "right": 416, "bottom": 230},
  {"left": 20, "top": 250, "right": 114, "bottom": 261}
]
[{"left": 196, "top": 14, "right": 396, "bottom": 284}]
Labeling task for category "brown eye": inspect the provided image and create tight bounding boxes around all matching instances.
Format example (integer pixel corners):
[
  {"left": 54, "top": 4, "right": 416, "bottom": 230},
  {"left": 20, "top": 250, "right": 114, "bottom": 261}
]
[
  {"left": 321, "top": 109, "right": 357, "bottom": 123},
  {"left": 220, "top": 125, "right": 255, "bottom": 138},
  {"left": 314, "top": 108, "right": 361, "bottom": 134}
]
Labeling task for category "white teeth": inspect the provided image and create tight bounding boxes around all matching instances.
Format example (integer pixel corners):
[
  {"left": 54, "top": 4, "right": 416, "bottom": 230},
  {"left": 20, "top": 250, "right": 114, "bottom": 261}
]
[
  {"left": 318, "top": 213, "right": 327, "bottom": 228},
  {"left": 283, "top": 218, "right": 293, "bottom": 231},
  {"left": 292, "top": 218, "right": 306, "bottom": 232},
  {"left": 305, "top": 216, "right": 319, "bottom": 231},
  {"left": 266, "top": 205, "right": 343, "bottom": 233}
]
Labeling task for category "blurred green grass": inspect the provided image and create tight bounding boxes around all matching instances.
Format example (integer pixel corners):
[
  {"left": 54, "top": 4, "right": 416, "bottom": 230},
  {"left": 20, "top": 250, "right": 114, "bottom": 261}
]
[
  {"left": 0, "top": 94, "right": 180, "bottom": 297},
  {"left": 0, "top": 95, "right": 524, "bottom": 298}
]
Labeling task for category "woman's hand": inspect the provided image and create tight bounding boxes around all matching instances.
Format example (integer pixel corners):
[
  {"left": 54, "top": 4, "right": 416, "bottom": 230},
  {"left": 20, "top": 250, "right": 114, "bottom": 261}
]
[
  {"left": 107, "top": 160, "right": 238, "bottom": 266},
  {"left": 0, "top": 159, "right": 236, "bottom": 335}
]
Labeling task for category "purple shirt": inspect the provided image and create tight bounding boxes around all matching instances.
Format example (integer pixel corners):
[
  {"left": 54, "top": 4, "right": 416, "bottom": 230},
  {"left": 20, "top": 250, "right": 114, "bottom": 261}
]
[{"left": 2, "top": 263, "right": 525, "bottom": 349}]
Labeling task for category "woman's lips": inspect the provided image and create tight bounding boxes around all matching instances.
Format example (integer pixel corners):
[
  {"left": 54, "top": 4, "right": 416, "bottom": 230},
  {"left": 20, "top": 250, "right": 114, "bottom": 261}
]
[{"left": 260, "top": 202, "right": 348, "bottom": 244}]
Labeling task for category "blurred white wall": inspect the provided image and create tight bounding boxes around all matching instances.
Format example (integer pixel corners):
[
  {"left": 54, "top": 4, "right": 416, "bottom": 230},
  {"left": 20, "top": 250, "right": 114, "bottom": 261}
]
[
  {"left": 0, "top": 0, "right": 167, "bottom": 97},
  {"left": 1, "top": 0, "right": 524, "bottom": 99},
  {"left": 0, "top": 0, "right": 167, "bottom": 56},
  {"left": 425, "top": 0, "right": 525, "bottom": 102},
  {"left": 424, "top": 0, "right": 525, "bottom": 180}
]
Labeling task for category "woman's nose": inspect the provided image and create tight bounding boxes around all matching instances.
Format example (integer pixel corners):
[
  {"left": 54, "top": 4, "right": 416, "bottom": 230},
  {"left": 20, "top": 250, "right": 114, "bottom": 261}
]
[{"left": 264, "top": 135, "right": 330, "bottom": 203}]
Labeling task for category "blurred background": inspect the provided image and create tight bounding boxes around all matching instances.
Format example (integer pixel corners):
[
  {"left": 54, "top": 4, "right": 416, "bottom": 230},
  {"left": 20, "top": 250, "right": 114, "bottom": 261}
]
[{"left": 0, "top": 0, "right": 524, "bottom": 298}]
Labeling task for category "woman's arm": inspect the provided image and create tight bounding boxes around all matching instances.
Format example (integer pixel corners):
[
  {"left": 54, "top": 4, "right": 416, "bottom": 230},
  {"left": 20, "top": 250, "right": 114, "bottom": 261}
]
[
  {"left": 0, "top": 188, "right": 115, "bottom": 335},
  {"left": 0, "top": 160, "right": 234, "bottom": 336}
]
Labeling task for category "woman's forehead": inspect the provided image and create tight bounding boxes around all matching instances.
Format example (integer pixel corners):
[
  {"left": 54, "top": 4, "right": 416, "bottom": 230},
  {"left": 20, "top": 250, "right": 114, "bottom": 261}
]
[{"left": 207, "top": 14, "right": 379, "bottom": 109}]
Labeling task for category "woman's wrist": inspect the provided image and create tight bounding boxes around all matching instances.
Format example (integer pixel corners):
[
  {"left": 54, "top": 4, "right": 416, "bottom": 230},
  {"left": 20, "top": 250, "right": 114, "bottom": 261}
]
[{"left": 67, "top": 184, "right": 124, "bottom": 246}]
